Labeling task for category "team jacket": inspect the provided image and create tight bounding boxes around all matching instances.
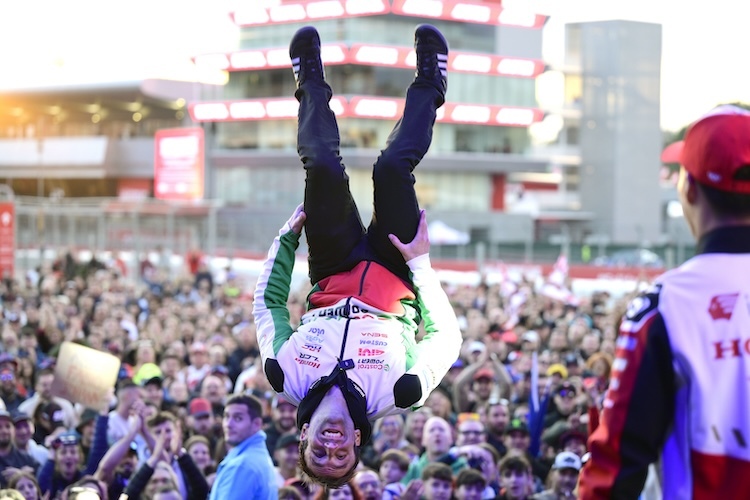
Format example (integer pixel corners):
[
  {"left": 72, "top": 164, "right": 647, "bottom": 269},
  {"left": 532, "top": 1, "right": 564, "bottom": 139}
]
[
  {"left": 579, "top": 226, "right": 750, "bottom": 499},
  {"left": 253, "top": 212, "right": 462, "bottom": 423}
]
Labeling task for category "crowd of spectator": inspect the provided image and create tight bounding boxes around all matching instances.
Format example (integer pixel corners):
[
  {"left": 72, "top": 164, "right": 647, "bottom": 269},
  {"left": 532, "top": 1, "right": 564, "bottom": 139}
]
[{"left": 0, "top": 249, "right": 633, "bottom": 499}]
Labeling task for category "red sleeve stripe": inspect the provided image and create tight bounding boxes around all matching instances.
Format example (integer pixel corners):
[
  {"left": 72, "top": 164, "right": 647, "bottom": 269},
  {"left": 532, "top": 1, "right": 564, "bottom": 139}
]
[{"left": 578, "top": 308, "right": 659, "bottom": 498}]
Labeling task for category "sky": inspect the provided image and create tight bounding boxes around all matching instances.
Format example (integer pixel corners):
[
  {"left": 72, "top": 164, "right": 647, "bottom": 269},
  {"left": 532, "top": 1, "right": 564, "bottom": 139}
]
[{"left": 0, "top": 0, "right": 748, "bottom": 132}]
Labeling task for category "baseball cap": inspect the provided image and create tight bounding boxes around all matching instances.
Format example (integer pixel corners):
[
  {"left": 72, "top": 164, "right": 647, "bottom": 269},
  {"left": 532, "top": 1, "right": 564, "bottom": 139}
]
[
  {"left": 39, "top": 402, "right": 66, "bottom": 429},
  {"left": 473, "top": 368, "right": 495, "bottom": 381},
  {"left": 522, "top": 331, "right": 540, "bottom": 343},
  {"left": 661, "top": 105, "right": 750, "bottom": 193},
  {"left": 12, "top": 411, "right": 31, "bottom": 425},
  {"left": 133, "top": 363, "right": 162, "bottom": 386},
  {"left": 0, "top": 353, "right": 17, "bottom": 368},
  {"left": 468, "top": 340, "right": 486, "bottom": 354},
  {"left": 552, "top": 451, "right": 582, "bottom": 471},
  {"left": 188, "top": 398, "right": 212, "bottom": 417},
  {"left": 275, "top": 433, "right": 301, "bottom": 451},
  {"left": 505, "top": 418, "right": 529, "bottom": 436},
  {"left": 559, "top": 428, "right": 588, "bottom": 448},
  {"left": 76, "top": 409, "right": 99, "bottom": 433},
  {"left": 0, "top": 410, "right": 12, "bottom": 422},
  {"left": 546, "top": 363, "right": 569, "bottom": 379},
  {"left": 272, "top": 394, "right": 295, "bottom": 410}
]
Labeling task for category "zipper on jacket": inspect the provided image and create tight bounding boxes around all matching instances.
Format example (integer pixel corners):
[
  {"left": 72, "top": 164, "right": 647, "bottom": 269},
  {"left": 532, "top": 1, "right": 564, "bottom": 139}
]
[{"left": 339, "top": 261, "right": 371, "bottom": 362}]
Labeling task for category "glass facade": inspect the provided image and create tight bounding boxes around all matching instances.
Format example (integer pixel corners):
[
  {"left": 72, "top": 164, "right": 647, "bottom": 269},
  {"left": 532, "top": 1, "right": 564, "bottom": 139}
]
[
  {"left": 214, "top": 118, "right": 529, "bottom": 155},
  {"left": 239, "top": 18, "right": 497, "bottom": 52},
  {"left": 224, "top": 66, "right": 535, "bottom": 107},
  {"left": 215, "top": 163, "right": 491, "bottom": 212}
]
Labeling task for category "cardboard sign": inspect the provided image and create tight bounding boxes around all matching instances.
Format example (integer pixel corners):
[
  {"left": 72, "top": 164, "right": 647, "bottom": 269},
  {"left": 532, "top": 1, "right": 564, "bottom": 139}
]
[{"left": 51, "top": 342, "right": 120, "bottom": 411}]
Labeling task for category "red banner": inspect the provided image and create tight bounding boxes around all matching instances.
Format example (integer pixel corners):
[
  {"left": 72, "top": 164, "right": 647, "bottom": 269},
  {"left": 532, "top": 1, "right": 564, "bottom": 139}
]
[
  {"left": 154, "top": 128, "right": 205, "bottom": 201},
  {"left": 0, "top": 202, "right": 14, "bottom": 279}
]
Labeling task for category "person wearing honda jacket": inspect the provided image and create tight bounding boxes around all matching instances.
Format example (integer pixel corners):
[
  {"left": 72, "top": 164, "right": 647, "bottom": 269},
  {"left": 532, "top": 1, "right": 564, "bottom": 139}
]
[
  {"left": 579, "top": 105, "right": 750, "bottom": 499},
  {"left": 253, "top": 25, "right": 461, "bottom": 490}
]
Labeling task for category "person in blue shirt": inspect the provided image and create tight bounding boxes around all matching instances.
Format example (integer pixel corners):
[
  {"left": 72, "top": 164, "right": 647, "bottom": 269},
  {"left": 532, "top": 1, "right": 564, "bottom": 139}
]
[{"left": 209, "top": 394, "right": 276, "bottom": 500}]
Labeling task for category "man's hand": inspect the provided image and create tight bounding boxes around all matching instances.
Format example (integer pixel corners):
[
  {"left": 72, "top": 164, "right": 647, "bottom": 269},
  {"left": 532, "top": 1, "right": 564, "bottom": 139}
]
[
  {"left": 287, "top": 203, "right": 306, "bottom": 234},
  {"left": 389, "top": 210, "right": 430, "bottom": 262}
]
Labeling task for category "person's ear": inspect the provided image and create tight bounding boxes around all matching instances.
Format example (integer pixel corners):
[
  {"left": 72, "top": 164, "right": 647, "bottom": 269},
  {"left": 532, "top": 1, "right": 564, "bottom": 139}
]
[
  {"left": 300, "top": 423, "right": 309, "bottom": 440},
  {"left": 685, "top": 171, "right": 699, "bottom": 204},
  {"left": 354, "top": 428, "right": 362, "bottom": 447}
]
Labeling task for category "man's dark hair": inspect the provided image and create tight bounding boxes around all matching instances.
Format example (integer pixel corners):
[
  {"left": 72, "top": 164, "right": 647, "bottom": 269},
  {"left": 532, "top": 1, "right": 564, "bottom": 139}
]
[
  {"left": 297, "top": 439, "right": 361, "bottom": 489},
  {"left": 696, "top": 166, "right": 750, "bottom": 217},
  {"left": 421, "top": 462, "right": 453, "bottom": 482},
  {"left": 498, "top": 452, "right": 532, "bottom": 475},
  {"left": 456, "top": 467, "right": 486, "bottom": 488},
  {"left": 379, "top": 448, "right": 411, "bottom": 472},
  {"left": 34, "top": 368, "right": 55, "bottom": 385},
  {"left": 225, "top": 393, "right": 263, "bottom": 420},
  {"left": 147, "top": 411, "right": 177, "bottom": 429}
]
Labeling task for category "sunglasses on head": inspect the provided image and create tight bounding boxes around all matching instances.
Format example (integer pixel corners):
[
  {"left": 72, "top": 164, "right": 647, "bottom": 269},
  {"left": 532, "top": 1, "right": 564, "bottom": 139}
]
[{"left": 558, "top": 389, "right": 576, "bottom": 399}]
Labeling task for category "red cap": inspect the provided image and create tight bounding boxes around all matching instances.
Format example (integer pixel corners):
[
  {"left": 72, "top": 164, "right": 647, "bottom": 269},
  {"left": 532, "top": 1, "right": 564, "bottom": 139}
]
[
  {"left": 473, "top": 368, "right": 495, "bottom": 381},
  {"left": 662, "top": 105, "right": 750, "bottom": 193},
  {"left": 188, "top": 398, "right": 212, "bottom": 417}
]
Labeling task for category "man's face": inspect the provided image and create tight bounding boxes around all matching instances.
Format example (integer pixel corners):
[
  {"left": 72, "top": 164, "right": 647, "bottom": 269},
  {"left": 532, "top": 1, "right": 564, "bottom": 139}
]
[
  {"left": 456, "top": 420, "right": 485, "bottom": 446},
  {"left": 0, "top": 419, "right": 14, "bottom": 448},
  {"left": 300, "top": 411, "right": 361, "bottom": 484},
  {"left": 145, "top": 384, "right": 163, "bottom": 407},
  {"left": 455, "top": 482, "right": 484, "bottom": 500},
  {"left": 0, "top": 370, "right": 15, "bottom": 392},
  {"left": 486, "top": 404, "right": 509, "bottom": 435},
  {"left": 201, "top": 376, "right": 225, "bottom": 404},
  {"left": 120, "top": 386, "right": 142, "bottom": 410},
  {"left": 117, "top": 452, "right": 138, "bottom": 478},
  {"left": 190, "top": 413, "right": 214, "bottom": 435},
  {"left": 554, "top": 469, "right": 579, "bottom": 497},
  {"left": 473, "top": 378, "right": 493, "bottom": 399},
  {"left": 355, "top": 470, "right": 382, "bottom": 500},
  {"left": 563, "top": 437, "right": 587, "bottom": 458},
  {"left": 14, "top": 420, "right": 32, "bottom": 448},
  {"left": 274, "top": 443, "right": 299, "bottom": 472},
  {"left": 273, "top": 402, "right": 297, "bottom": 433},
  {"left": 379, "top": 459, "right": 404, "bottom": 485},
  {"left": 151, "top": 420, "right": 177, "bottom": 454},
  {"left": 505, "top": 431, "right": 530, "bottom": 452},
  {"left": 422, "top": 417, "right": 452, "bottom": 455},
  {"left": 423, "top": 477, "right": 452, "bottom": 500},
  {"left": 37, "top": 374, "right": 54, "bottom": 400},
  {"left": 501, "top": 469, "right": 531, "bottom": 500},
  {"left": 554, "top": 388, "right": 577, "bottom": 416},
  {"left": 223, "top": 403, "right": 260, "bottom": 446},
  {"left": 80, "top": 421, "right": 95, "bottom": 446}
]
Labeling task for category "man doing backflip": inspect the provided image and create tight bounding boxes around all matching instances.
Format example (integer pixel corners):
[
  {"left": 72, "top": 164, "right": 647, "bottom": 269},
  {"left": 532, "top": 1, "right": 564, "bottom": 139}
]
[{"left": 253, "top": 24, "right": 462, "bottom": 488}]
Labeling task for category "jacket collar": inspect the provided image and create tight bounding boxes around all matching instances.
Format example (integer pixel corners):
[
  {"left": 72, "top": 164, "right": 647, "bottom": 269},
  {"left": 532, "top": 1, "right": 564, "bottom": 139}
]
[
  {"left": 296, "top": 362, "right": 372, "bottom": 445},
  {"left": 696, "top": 226, "right": 750, "bottom": 254}
]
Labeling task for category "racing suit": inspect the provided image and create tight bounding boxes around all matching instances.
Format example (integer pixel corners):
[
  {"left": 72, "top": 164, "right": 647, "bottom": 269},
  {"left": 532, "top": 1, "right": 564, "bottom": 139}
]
[
  {"left": 579, "top": 226, "right": 750, "bottom": 499},
  {"left": 253, "top": 214, "right": 462, "bottom": 439}
]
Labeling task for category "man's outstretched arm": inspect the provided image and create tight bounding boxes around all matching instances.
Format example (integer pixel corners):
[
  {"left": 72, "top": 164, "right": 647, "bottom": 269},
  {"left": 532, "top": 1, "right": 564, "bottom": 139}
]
[
  {"left": 390, "top": 210, "right": 463, "bottom": 406},
  {"left": 253, "top": 205, "right": 307, "bottom": 366}
]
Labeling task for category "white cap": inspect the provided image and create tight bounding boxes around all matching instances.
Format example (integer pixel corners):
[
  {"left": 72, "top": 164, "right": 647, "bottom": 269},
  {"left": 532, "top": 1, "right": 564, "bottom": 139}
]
[
  {"left": 553, "top": 451, "right": 582, "bottom": 471},
  {"left": 522, "top": 330, "right": 540, "bottom": 343},
  {"left": 468, "top": 340, "right": 486, "bottom": 353}
]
